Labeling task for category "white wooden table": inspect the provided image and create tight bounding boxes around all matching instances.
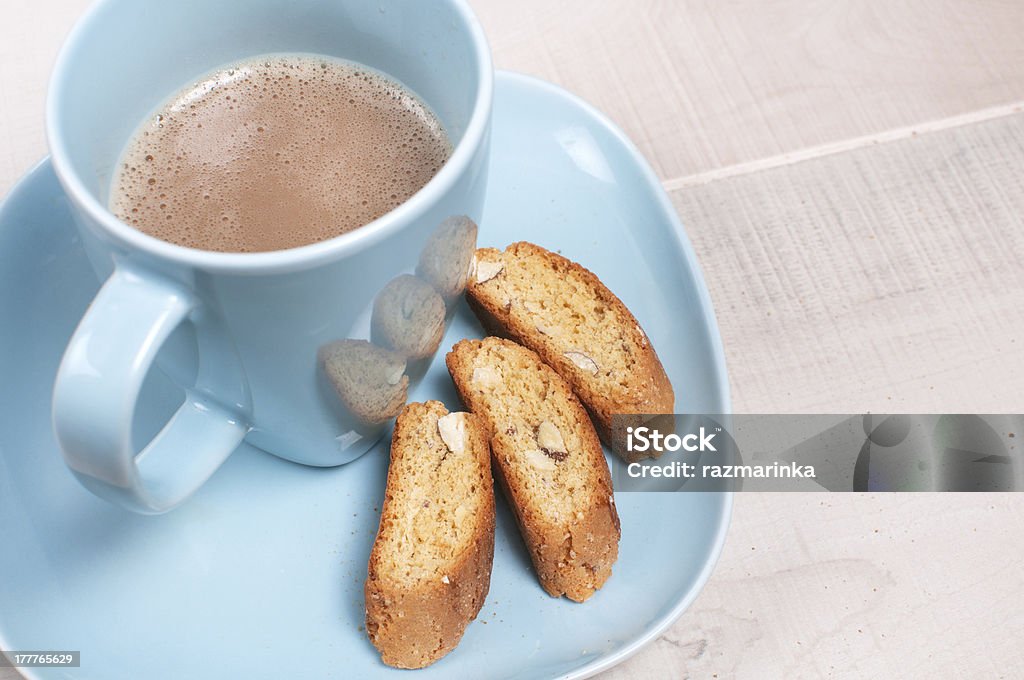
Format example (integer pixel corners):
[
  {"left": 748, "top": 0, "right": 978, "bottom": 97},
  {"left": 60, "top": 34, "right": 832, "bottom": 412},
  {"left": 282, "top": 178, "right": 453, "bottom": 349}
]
[{"left": 2, "top": 2, "right": 1022, "bottom": 677}]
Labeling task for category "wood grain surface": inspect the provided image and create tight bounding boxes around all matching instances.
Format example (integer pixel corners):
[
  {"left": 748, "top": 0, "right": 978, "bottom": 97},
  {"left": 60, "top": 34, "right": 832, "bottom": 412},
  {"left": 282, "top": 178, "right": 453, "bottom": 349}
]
[
  {"left": 471, "top": 0, "right": 1024, "bottom": 181},
  {"left": 674, "top": 113, "right": 1024, "bottom": 414},
  {"left": 2, "top": 1, "right": 1023, "bottom": 678}
]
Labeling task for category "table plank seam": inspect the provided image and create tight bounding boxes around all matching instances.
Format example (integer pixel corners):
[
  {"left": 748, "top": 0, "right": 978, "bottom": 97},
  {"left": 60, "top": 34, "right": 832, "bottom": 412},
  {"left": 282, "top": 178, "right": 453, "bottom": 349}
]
[{"left": 660, "top": 99, "right": 1024, "bottom": 191}]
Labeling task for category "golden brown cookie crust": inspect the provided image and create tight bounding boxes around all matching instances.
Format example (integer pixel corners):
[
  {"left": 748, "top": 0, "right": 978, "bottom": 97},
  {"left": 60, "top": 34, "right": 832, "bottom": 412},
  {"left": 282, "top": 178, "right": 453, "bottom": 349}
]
[
  {"left": 466, "top": 242, "right": 675, "bottom": 462},
  {"left": 447, "top": 338, "right": 620, "bottom": 602},
  {"left": 365, "top": 401, "right": 495, "bottom": 669}
]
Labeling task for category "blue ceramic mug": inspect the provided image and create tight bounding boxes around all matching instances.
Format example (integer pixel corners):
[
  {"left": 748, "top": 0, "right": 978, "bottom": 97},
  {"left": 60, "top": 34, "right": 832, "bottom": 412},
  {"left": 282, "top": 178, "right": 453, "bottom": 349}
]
[{"left": 47, "top": 0, "right": 492, "bottom": 514}]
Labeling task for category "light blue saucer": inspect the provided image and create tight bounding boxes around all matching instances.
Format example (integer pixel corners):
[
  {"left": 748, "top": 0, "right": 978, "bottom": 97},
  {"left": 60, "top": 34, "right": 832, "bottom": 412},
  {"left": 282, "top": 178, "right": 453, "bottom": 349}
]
[{"left": 0, "top": 72, "right": 730, "bottom": 680}]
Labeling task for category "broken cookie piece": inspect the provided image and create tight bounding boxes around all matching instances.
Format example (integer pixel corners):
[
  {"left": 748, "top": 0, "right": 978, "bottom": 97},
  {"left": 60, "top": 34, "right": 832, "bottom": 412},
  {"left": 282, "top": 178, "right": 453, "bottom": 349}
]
[
  {"left": 371, "top": 274, "right": 447, "bottom": 360},
  {"left": 416, "top": 215, "right": 479, "bottom": 303},
  {"left": 318, "top": 339, "right": 409, "bottom": 426}
]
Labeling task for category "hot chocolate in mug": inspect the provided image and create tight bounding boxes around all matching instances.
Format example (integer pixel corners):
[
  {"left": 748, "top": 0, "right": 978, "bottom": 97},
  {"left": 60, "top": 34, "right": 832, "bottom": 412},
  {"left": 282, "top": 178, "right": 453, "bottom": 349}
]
[{"left": 48, "top": 0, "right": 493, "bottom": 513}]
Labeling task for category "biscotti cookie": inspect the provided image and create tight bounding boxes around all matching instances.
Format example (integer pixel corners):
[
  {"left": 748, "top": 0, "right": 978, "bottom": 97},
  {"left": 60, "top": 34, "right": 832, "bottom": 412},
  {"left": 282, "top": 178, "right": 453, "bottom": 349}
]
[
  {"left": 416, "top": 215, "right": 478, "bottom": 303},
  {"left": 318, "top": 339, "right": 408, "bottom": 426},
  {"left": 365, "top": 401, "right": 495, "bottom": 669},
  {"left": 371, "top": 274, "right": 446, "bottom": 360},
  {"left": 446, "top": 337, "right": 620, "bottom": 602},
  {"left": 466, "top": 242, "right": 674, "bottom": 462}
]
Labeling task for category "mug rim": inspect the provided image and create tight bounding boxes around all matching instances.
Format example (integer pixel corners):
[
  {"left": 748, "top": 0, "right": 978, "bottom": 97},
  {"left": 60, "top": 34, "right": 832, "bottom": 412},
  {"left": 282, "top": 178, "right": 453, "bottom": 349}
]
[{"left": 45, "top": 0, "right": 493, "bottom": 275}]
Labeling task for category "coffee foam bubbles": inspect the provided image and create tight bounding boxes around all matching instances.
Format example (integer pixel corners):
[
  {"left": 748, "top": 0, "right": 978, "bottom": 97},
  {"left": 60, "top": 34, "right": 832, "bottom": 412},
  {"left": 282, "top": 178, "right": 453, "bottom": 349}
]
[{"left": 110, "top": 55, "right": 452, "bottom": 253}]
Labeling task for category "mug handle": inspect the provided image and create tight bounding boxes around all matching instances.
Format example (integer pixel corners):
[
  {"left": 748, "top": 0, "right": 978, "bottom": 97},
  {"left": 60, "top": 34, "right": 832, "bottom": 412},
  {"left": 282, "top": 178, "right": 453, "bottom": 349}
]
[{"left": 53, "top": 265, "right": 249, "bottom": 514}]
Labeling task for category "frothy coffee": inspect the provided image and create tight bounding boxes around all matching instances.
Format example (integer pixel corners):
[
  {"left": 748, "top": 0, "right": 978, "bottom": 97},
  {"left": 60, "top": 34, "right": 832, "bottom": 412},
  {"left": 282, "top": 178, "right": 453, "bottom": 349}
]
[{"left": 110, "top": 55, "right": 452, "bottom": 252}]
